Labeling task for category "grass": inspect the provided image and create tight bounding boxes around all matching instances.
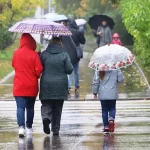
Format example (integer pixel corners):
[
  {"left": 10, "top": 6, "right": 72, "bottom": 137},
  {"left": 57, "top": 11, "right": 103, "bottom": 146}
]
[
  {"left": 0, "top": 39, "right": 20, "bottom": 60},
  {"left": 0, "top": 60, "right": 13, "bottom": 82},
  {"left": 0, "top": 38, "right": 42, "bottom": 81},
  {"left": 0, "top": 39, "right": 20, "bottom": 81}
]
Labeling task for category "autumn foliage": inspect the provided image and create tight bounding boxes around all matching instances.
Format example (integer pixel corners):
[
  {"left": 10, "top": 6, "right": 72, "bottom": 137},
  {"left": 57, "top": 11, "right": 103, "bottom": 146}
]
[{"left": 0, "top": 0, "right": 45, "bottom": 27}]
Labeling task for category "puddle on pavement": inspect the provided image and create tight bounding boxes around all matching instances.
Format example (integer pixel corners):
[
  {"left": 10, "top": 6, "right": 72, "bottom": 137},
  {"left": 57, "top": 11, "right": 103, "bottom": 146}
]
[
  {"left": 1, "top": 122, "right": 150, "bottom": 150},
  {"left": 0, "top": 38, "right": 149, "bottom": 100}
]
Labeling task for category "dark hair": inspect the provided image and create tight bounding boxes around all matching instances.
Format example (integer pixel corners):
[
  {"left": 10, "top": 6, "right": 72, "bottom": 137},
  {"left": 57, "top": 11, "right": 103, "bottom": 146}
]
[{"left": 50, "top": 37, "right": 62, "bottom": 46}]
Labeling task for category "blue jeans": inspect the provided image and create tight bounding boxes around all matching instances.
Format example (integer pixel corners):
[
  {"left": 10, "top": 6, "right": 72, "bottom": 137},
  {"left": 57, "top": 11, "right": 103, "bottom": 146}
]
[
  {"left": 68, "top": 62, "right": 80, "bottom": 88},
  {"left": 15, "top": 97, "right": 36, "bottom": 128},
  {"left": 100, "top": 100, "right": 116, "bottom": 127}
]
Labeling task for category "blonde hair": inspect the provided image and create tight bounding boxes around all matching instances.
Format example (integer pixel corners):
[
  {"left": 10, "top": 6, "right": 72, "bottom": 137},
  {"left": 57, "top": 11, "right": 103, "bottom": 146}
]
[{"left": 99, "top": 71, "right": 105, "bottom": 80}]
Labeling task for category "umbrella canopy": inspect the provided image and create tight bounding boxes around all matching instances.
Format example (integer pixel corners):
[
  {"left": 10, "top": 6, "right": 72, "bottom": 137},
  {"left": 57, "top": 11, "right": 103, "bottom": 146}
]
[
  {"left": 75, "top": 19, "right": 87, "bottom": 26},
  {"left": 88, "top": 15, "right": 115, "bottom": 30},
  {"left": 88, "top": 44, "right": 134, "bottom": 71},
  {"left": 8, "top": 19, "right": 72, "bottom": 36},
  {"left": 42, "top": 13, "right": 68, "bottom": 22}
]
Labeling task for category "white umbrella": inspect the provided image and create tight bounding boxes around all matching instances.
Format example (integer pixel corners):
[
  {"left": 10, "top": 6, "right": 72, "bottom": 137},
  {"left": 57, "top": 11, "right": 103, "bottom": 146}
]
[
  {"left": 88, "top": 44, "right": 134, "bottom": 71},
  {"left": 75, "top": 19, "right": 87, "bottom": 26},
  {"left": 42, "top": 13, "right": 68, "bottom": 22}
]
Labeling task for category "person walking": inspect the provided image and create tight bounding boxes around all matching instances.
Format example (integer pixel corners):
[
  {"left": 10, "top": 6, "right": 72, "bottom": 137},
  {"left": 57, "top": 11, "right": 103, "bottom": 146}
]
[
  {"left": 39, "top": 37, "right": 73, "bottom": 136},
  {"left": 68, "top": 19, "right": 86, "bottom": 93},
  {"left": 92, "top": 70, "right": 124, "bottom": 134},
  {"left": 12, "top": 33, "right": 43, "bottom": 137},
  {"left": 112, "top": 33, "right": 122, "bottom": 46},
  {"left": 97, "top": 20, "right": 112, "bottom": 47},
  {"left": 61, "top": 21, "right": 78, "bottom": 66}
]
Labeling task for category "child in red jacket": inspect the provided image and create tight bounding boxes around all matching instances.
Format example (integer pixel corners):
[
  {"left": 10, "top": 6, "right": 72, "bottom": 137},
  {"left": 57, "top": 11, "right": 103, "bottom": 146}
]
[{"left": 112, "top": 33, "right": 122, "bottom": 46}]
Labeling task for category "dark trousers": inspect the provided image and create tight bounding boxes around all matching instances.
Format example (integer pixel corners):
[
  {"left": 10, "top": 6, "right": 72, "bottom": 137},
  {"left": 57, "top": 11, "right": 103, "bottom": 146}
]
[
  {"left": 41, "top": 100, "right": 64, "bottom": 133},
  {"left": 15, "top": 96, "right": 36, "bottom": 128},
  {"left": 100, "top": 100, "right": 116, "bottom": 127}
]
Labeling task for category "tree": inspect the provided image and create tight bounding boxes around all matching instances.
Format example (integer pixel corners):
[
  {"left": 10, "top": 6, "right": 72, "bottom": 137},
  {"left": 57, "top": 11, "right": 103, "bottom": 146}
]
[
  {"left": 55, "top": 0, "right": 81, "bottom": 16},
  {"left": 75, "top": 0, "right": 89, "bottom": 17},
  {"left": 0, "top": 0, "right": 45, "bottom": 27},
  {"left": 0, "top": 0, "right": 45, "bottom": 50},
  {"left": 121, "top": 0, "right": 150, "bottom": 66}
]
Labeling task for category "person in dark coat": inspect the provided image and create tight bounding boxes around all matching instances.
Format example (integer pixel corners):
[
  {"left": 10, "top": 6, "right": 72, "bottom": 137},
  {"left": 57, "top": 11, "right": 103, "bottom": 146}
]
[
  {"left": 68, "top": 20, "right": 86, "bottom": 48},
  {"left": 68, "top": 19, "right": 86, "bottom": 93},
  {"left": 12, "top": 33, "right": 43, "bottom": 137},
  {"left": 61, "top": 20, "right": 79, "bottom": 65},
  {"left": 97, "top": 20, "right": 112, "bottom": 47},
  {"left": 39, "top": 37, "right": 73, "bottom": 136},
  {"left": 61, "top": 36, "right": 78, "bottom": 65}
]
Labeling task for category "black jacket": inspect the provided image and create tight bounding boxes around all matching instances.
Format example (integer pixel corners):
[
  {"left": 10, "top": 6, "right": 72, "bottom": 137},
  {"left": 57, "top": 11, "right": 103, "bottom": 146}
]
[
  {"left": 68, "top": 20, "right": 86, "bottom": 47},
  {"left": 61, "top": 36, "right": 79, "bottom": 65}
]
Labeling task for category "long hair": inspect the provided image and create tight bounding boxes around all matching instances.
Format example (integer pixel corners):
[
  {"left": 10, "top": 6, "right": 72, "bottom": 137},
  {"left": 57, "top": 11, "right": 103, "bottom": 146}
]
[{"left": 99, "top": 71, "right": 105, "bottom": 80}]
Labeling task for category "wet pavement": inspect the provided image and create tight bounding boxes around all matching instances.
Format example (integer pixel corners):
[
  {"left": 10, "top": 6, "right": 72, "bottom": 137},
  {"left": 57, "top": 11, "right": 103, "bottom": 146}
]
[
  {"left": 0, "top": 100, "right": 150, "bottom": 150},
  {"left": 0, "top": 37, "right": 150, "bottom": 149},
  {"left": 0, "top": 38, "right": 149, "bottom": 100}
]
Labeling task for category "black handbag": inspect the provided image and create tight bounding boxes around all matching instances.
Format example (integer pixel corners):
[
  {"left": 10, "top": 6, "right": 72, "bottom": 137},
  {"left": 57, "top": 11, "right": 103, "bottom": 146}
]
[{"left": 76, "top": 46, "right": 83, "bottom": 59}]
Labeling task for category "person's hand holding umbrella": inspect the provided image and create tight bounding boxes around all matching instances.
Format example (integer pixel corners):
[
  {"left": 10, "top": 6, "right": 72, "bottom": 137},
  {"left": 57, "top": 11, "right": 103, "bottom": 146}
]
[{"left": 97, "top": 31, "right": 102, "bottom": 36}]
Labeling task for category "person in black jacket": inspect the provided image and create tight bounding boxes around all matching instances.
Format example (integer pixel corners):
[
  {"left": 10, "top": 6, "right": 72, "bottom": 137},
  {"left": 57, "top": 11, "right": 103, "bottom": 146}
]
[{"left": 68, "top": 19, "right": 86, "bottom": 93}]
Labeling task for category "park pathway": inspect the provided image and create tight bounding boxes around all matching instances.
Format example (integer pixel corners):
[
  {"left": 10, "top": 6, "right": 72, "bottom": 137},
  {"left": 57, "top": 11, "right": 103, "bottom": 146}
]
[{"left": 0, "top": 100, "right": 150, "bottom": 150}]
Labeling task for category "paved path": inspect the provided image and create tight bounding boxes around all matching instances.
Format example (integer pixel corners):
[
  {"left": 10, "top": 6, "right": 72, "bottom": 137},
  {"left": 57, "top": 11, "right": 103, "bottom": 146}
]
[{"left": 0, "top": 100, "right": 150, "bottom": 150}]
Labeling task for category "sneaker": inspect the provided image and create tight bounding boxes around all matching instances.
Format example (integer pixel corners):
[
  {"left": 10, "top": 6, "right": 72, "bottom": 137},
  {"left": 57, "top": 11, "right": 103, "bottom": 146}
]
[
  {"left": 18, "top": 127, "right": 25, "bottom": 138},
  {"left": 43, "top": 119, "right": 50, "bottom": 135},
  {"left": 109, "top": 120, "right": 115, "bottom": 132},
  {"left": 26, "top": 127, "right": 33, "bottom": 135},
  {"left": 103, "top": 127, "right": 109, "bottom": 135}
]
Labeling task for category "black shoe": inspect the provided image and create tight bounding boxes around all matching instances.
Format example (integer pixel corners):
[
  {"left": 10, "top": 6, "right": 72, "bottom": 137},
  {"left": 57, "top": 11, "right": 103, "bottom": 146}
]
[
  {"left": 53, "top": 132, "right": 59, "bottom": 136},
  {"left": 43, "top": 119, "right": 50, "bottom": 135}
]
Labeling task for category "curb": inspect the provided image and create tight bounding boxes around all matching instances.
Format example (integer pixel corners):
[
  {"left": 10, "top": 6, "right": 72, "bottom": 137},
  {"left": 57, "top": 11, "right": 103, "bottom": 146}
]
[{"left": 0, "top": 71, "right": 14, "bottom": 84}]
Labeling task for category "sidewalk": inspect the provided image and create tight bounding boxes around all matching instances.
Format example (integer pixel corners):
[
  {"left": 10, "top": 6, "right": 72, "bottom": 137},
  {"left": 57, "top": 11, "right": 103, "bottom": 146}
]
[{"left": 0, "top": 100, "right": 150, "bottom": 150}]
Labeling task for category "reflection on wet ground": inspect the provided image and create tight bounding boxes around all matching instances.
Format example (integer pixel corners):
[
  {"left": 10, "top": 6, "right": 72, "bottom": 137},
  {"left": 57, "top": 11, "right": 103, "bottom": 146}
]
[
  {"left": 0, "top": 100, "right": 150, "bottom": 149},
  {"left": 0, "top": 38, "right": 149, "bottom": 100}
]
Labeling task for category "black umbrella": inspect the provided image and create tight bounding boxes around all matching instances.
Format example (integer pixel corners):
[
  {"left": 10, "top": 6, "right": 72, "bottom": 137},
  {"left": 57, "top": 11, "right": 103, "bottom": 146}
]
[{"left": 88, "top": 15, "right": 115, "bottom": 30}]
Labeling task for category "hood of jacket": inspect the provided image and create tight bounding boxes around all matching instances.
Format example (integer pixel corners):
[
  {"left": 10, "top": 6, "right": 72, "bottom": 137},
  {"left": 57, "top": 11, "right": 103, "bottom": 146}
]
[
  {"left": 46, "top": 43, "right": 63, "bottom": 54},
  {"left": 19, "top": 33, "right": 36, "bottom": 50},
  {"left": 68, "top": 19, "right": 78, "bottom": 30},
  {"left": 113, "top": 33, "right": 120, "bottom": 38}
]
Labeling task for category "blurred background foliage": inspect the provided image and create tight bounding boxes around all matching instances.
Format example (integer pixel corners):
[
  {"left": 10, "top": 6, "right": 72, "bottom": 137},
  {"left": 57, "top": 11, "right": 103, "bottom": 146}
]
[
  {"left": 0, "top": 0, "right": 45, "bottom": 51},
  {"left": 0, "top": 0, "right": 149, "bottom": 68},
  {"left": 55, "top": 0, "right": 150, "bottom": 67},
  {"left": 55, "top": 0, "right": 133, "bottom": 46}
]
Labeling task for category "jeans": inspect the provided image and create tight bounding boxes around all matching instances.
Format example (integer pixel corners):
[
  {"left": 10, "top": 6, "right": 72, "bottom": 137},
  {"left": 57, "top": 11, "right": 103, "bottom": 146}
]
[
  {"left": 100, "top": 100, "right": 116, "bottom": 127},
  {"left": 41, "top": 100, "right": 64, "bottom": 133},
  {"left": 68, "top": 62, "right": 79, "bottom": 88},
  {"left": 15, "top": 97, "right": 36, "bottom": 128}
]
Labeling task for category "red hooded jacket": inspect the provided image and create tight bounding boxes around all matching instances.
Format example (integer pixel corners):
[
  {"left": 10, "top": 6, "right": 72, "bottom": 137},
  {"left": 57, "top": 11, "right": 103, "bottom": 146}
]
[{"left": 12, "top": 33, "right": 43, "bottom": 96}]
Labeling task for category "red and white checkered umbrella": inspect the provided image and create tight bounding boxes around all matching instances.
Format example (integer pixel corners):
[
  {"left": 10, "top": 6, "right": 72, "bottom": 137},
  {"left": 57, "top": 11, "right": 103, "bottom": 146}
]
[{"left": 88, "top": 44, "right": 134, "bottom": 71}]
